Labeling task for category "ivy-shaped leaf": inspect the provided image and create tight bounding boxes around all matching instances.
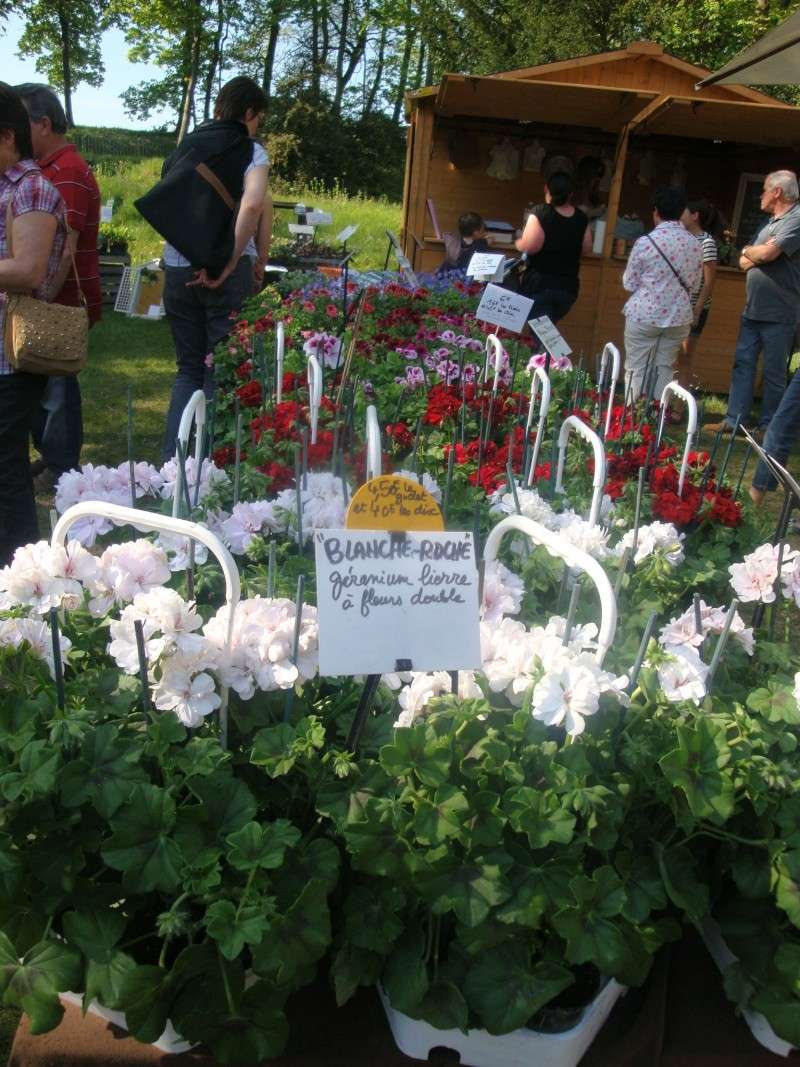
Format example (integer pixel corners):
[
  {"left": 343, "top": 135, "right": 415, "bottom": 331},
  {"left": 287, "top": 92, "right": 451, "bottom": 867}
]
[
  {"left": 204, "top": 901, "right": 271, "bottom": 960},
  {"left": 747, "top": 683, "right": 800, "bottom": 726},
  {"left": 252, "top": 881, "right": 331, "bottom": 987},
  {"left": 775, "top": 851, "right": 800, "bottom": 927},
  {"left": 380, "top": 725, "right": 451, "bottom": 787},
  {"left": 463, "top": 943, "right": 573, "bottom": 1034},
  {"left": 343, "top": 884, "right": 405, "bottom": 953},
  {"left": 225, "top": 820, "right": 300, "bottom": 872},
  {"left": 0, "top": 933, "right": 81, "bottom": 1034},
  {"left": 101, "top": 784, "right": 183, "bottom": 893},
  {"left": 658, "top": 719, "right": 734, "bottom": 823}
]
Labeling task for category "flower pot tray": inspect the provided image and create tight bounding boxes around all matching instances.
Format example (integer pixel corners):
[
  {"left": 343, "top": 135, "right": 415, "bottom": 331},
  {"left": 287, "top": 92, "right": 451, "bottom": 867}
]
[
  {"left": 59, "top": 992, "right": 194, "bottom": 1054},
  {"left": 378, "top": 979, "right": 625, "bottom": 1067},
  {"left": 698, "top": 917, "right": 796, "bottom": 1059}
]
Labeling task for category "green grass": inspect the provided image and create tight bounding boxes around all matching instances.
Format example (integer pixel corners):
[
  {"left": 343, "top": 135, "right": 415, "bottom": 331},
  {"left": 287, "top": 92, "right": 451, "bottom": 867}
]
[{"left": 96, "top": 158, "right": 402, "bottom": 270}]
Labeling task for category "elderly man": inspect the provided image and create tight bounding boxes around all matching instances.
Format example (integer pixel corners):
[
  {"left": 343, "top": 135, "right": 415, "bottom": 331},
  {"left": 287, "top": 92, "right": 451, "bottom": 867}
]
[{"left": 706, "top": 170, "right": 800, "bottom": 438}]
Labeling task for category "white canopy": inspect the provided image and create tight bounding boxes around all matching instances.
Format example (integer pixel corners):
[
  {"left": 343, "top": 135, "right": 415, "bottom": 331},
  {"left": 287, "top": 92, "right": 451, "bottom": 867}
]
[{"left": 697, "top": 10, "right": 800, "bottom": 87}]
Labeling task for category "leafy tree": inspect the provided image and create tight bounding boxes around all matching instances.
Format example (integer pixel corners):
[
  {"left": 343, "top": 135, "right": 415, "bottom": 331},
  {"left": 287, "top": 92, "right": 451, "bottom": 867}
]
[{"left": 15, "top": 0, "right": 107, "bottom": 126}]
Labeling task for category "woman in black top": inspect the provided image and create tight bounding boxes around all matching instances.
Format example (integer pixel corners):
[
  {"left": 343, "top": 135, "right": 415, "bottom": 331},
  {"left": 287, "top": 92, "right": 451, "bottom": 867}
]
[{"left": 513, "top": 171, "right": 592, "bottom": 322}]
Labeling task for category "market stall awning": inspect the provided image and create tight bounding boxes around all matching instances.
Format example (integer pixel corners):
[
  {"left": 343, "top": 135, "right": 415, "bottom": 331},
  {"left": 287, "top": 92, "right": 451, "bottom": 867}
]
[
  {"left": 431, "top": 75, "right": 657, "bottom": 131},
  {"left": 697, "top": 10, "right": 800, "bottom": 87},
  {"left": 636, "top": 94, "right": 800, "bottom": 147}
]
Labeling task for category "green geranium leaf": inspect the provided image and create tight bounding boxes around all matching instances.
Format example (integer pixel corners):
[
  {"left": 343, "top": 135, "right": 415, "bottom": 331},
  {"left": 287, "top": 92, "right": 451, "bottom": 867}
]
[
  {"left": 225, "top": 820, "right": 300, "bottom": 872},
  {"left": 252, "top": 881, "right": 331, "bottom": 987},
  {"left": 251, "top": 723, "right": 298, "bottom": 778},
  {"left": 102, "top": 784, "right": 183, "bottom": 893},
  {"left": 115, "top": 965, "right": 170, "bottom": 1044},
  {"left": 174, "top": 737, "right": 228, "bottom": 778},
  {"left": 496, "top": 861, "right": 572, "bottom": 928},
  {"left": 751, "top": 987, "right": 800, "bottom": 1046},
  {"left": 416, "top": 978, "right": 469, "bottom": 1033},
  {"left": 464, "top": 944, "right": 573, "bottom": 1035},
  {"left": 615, "top": 853, "right": 667, "bottom": 923},
  {"left": 0, "top": 933, "right": 81, "bottom": 1034},
  {"left": 60, "top": 724, "right": 145, "bottom": 819},
  {"left": 0, "top": 836, "right": 24, "bottom": 903},
  {"left": 178, "top": 983, "right": 289, "bottom": 1064},
  {"left": 330, "top": 944, "right": 383, "bottom": 1006},
  {"left": 775, "top": 851, "right": 800, "bottom": 927},
  {"left": 343, "top": 884, "right": 405, "bottom": 952},
  {"left": 84, "top": 951, "right": 137, "bottom": 1010},
  {"left": 147, "top": 712, "right": 187, "bottom": 748},
  {"left": 412, "top": 785, "right": 469, "bottom": 846},
  {"left": 269, "top": 838, "right": 341, "bottom": 902},
  {"left": 382, "top": 929, "right": 428, "bottom": 1014},
  {"left": 502, "top": 787, "right": 576, "bottom": 849},
  {"left": 189, "top": 773, "right": 257, "bottom": 835},
  {"left": 656, "top": 843, "right": 709, "bottom": 923},
  {"left": 0, "top": 740, "right": 61, "bottom": 803},
  {"left": 423, "top": 859, "right": 511, "bottom": 927},
  {"left": 380, "top": 725, "right": 451, "bottom": 787},
  {"left": 775, "top": 944, "right": 800, "bottom": 995},
  {"left": 658, "top": 720, "right": 734, "bottom": 823},
  {"left": 731, "top": 848, "right": 772, "bottom": 900},
  {"left": 747, "top": 683, "right": 800, "bottom": 725},
  {"left": 205, "top": 901, "right": 270, "bottom": 960},
  {"left": 62, "top": 910, "right": 126, "bottom": 962}
]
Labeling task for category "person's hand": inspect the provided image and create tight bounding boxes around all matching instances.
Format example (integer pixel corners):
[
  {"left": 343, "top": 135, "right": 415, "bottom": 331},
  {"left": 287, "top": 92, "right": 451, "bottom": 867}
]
[
  {"left": 186, "top": 263, "right": 234, "bottom": 289},
  {"left": 253, "top": 258, "right": 266, "bottom": 288}
]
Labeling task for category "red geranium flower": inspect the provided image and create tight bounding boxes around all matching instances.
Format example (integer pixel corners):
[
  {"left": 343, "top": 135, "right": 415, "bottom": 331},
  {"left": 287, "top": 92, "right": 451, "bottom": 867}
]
[
  {"left": 235, "top": 381, "right": 262, "bottom": 408},
  {"left": 386, "top": 422, "right": 415, "bottom": 450},
  {"left": 257, "top": 461, "right": 294, "bottom": 491}
]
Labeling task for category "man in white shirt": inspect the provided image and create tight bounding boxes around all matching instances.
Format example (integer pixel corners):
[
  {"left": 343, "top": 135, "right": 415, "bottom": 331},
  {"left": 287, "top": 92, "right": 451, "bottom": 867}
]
[{"left": 622, "top": 186, "right": 703, "bottom": 401}]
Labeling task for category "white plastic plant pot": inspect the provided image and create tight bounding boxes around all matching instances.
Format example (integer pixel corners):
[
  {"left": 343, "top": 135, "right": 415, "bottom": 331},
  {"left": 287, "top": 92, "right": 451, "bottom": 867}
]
[
  {"left": 59, "top": 992, "right": 194, "bottom": 1055},
  {"left": 554, "top": 416, "right": 607, "bottom": 529},
  {"left": 173, "top": 389, "right": 206, "bottom": 518},
  {"left": 483, "top": 515, "right": 617, "bottom": 664},
  {"left": 379, "top": 979, "right": 625, "bottom": 1067},
  {"left": 524, "top": 366, "right": 551, "bottom": 485},
  {"left": 655, "top": 381, "right": 698, "bottom": 496},
  {"left": 597, "top": 342, "right": 621, "bottom": 439},
  {"left": 365, "top": 404, "right": 382, "bottom": 480},
  {"left": 698, "top": 916, "right": 795, "bottom": 1058}
]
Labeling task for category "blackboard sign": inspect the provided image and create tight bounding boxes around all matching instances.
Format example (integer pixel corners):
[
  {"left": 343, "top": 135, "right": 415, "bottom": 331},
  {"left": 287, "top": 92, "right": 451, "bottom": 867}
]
[{"left": 733, "top": 173, "right": 770, "bottom": 248}]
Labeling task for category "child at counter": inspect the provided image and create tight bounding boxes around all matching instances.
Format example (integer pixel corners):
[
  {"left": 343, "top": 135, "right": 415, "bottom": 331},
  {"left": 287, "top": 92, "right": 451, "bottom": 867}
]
[{"left": 438, "top": 212, "right": 490, "bottom": 273}]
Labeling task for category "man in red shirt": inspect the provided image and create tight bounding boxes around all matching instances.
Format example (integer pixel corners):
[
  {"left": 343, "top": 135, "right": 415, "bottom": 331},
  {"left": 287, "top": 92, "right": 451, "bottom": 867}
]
[{"left": 15, "top": 83, "right": 101, "bottom": 492}]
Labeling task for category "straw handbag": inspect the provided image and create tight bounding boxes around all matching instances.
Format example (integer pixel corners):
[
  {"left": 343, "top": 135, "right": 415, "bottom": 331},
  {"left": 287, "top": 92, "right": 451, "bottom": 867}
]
[{"left": 3, "top": 200, "right": 88, "bottom": 376}]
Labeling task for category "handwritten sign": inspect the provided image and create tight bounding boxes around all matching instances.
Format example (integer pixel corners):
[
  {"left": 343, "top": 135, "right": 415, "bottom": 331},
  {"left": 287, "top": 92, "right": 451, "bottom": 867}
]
[
  {"left": 467, "top": 252, "right": 505, "bottom": 282},
  {"left": 476, "top": 284, "right": 534, "bottom": 334},
  {"left": 289, "top": 223, "right": 314, "bottom": 236},
  {"left": 528, "top": 315, "right": 572, "bottom": 359},
  {"left": 337, "top": 224, "right": 358, "bottom": 243},
  {"left": 314, "top": 529, "right": 481, "bottom": 675},
  {"left": 346, "top": 475, "right": 444, "bottom": 532},
  {"left": 306, "top": 210, "right": 332, "bottom": 226}
]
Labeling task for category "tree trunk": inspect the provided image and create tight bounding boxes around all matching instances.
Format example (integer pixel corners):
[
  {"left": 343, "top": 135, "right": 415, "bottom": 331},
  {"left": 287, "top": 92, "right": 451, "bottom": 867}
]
[
  {"left": 310, "top": 0, "right": 321, "bottom": 100},
  {"left": 262, "top": 16, "right": 281, "bottom": 104},
  {"left": 177, "top": 26, "right": 202, "bottom": 142},
  {"left": 363, "top": 25, "right": 387, "bottom": 116},
  {"left": 57, "top": 6, "right": 74, "bottom": 127},
  {"left": 203, "top": 0, "right": 226, "bottom": 120},
  {"left": 332, "top": 0, "right": 351, "bottom": 114},
  {"left": 412, "top": 39, "right": 425, "bottom": 89},
  {"left": 392, "top": 29, "right": 414, "bottom": 124}
]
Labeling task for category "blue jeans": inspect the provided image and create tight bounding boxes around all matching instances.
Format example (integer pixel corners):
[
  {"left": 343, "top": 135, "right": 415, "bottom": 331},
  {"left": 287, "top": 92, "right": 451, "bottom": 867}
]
[
  {"left": 752, "top": 367, "right": 800, "bottom": 491},
  {"left": 162, "top": 257, "right": 254, "bottom": 460},
  {"left": 31, "top": 375, "right": 83, "bottom": 475},
  {"left": 726, "top": 314, "right": 795, "bottom": 429}
]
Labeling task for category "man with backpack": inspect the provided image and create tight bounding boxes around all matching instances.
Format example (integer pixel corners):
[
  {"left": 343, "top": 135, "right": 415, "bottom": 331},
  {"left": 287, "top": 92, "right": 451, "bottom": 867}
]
[{"left": 136, "top": 76, "right": 271, "bottom": 459}]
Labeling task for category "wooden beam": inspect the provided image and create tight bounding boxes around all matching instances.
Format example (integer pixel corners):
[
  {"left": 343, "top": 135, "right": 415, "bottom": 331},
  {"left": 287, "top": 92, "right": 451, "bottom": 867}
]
[
  {"left": 399, "top": 112, "right": 416, "bottom": 249},
  {"left": 404, "top": 103, "right": 434, "bottom": 269}
]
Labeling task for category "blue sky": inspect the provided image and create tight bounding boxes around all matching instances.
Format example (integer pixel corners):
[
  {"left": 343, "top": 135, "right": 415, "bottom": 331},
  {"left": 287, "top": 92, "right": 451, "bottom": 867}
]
[{"left": 0, "top": 13, "right": 172, "bottom": 128}]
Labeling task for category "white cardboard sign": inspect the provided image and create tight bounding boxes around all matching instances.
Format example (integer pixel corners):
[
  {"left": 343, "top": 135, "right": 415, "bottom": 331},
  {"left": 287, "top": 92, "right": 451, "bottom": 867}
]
[
  {"left": 289, "top": 223, "right": 314, "bottom": 236},
  {"left": 306, "top": 210, "right": 332, "bottom": 225},
  {"left": 466, "top": 252, "right": 505, "bottom": 282},
  {"left": 476, "top": 284, "right": 534, "bottom": 334},
  {"left": 100, "top": 205, "right": 113, "bottom": 223},
  {"left": 314, "top": 529, "right": 481, "bottom": 676},
  {"left": 337, "top": 224, "right": 358, "bottom": 243},
  {"left": 528, "top": 315, "right": 572, "bottom": 359}
]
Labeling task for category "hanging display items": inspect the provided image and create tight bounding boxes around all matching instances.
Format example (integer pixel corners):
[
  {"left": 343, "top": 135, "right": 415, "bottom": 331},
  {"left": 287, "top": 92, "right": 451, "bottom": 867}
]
[
  {"left": 487, "top": 137, "right": 521, "bottom": 181},
  {"left": 522, "top": 139, "right": 546, "bottom": 172}
]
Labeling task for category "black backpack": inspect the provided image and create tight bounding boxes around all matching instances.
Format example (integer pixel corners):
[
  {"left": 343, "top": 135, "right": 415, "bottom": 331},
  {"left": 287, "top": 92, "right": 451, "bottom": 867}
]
[{"left": 135, "top": 120, "right": 253, "bottom": 276}]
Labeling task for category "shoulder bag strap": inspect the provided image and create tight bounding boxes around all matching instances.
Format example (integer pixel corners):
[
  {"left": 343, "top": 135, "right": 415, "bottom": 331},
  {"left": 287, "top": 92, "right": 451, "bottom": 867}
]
[
  {"left": 646, "top": 234, "right": 691, "bottom": 295},
  {"left": 195, "top": 162, "right": 236, "bottom": 210},
  {"left": 5, "top": 182, "right": 85, "bottom": 306}
]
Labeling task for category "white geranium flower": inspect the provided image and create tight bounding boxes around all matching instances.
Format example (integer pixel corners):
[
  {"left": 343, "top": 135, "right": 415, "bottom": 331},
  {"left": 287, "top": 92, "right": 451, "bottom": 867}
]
[
  {"left": 532, "top": 661, "right": 603, "bottom": 737},
  {"left": 394, "top": 469, "right": 442, "bottom": 504},
  {"left": 0, "top": 540, "right": 96, "bottom": 613},
  {"left": 728, "top": 543, "right": 797, "bottom": 604},
  {"left": 656, "top": 645, "right": 709, "bottom": 704},
  {"left": 489, "top": 485, "right": 556, "bottom": 526},
  {"left": 153, "top": 668, "right": 221, "bottom": 727},
  {"left": 204, "top": 597, "right": 318, "bottom": 698},
  {"left": 158, "top": 457, "right": 229, "bottom": 505},
  {"left": 659, "top": 600, "right": 754, "bottom": 657},
  {"left": 108, "top": 590, "right": 212, "bottom": 675},
  {"left": 220, "top": 501, "right": 278, "bottom": 554},
  {"left": 616, "top": 521, "right": 684, "bottom": 567},
  {"left": 87, "top": 540, "right": 171, "bottom": 616},
  {"left": 393, "top": 670, "right": 480, "bottom": 728},
  {"left": 272, "top": 472, "right": 348, "bottom": 544},
  {"left": 480, "top": 616, "right": 539, "bottom": 705},
  {"left": 551, "top": 511, "right": 611, "bottom": 560},
  {"left": 0, "top": 616, "right": 71, "bottom": 678},
  {"left": 781, "top": 554, "right": 800, "bottom": 608},
  {"left": 481, "top": 560, "right": 524, "bottom": 623},
  {"left": 155, "top": 533, "right": 210, "bottom": 573}
]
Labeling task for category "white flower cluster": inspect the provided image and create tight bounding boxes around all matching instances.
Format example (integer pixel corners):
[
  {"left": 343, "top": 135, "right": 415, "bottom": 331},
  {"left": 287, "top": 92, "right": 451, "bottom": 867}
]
[
  {"left": 203, "top": 597, "right": 319, "bottom": 699},
  {"left": 0, "top": 616, "right": 71, "bottom": 679},
  {"left": 728, "top": 542, "right": 799, "bottom": 605},
  {"left": 220, "top": 501, "right": 278, "bottom": 555},
  {"left": 271, "top": 472, "right": 349, "bottom": 545},
  {"left": 481, "top": 560, "right": 524, "bottom": 623},
  {"left": 392, "top": 670, "right": 481, "bottom": 728},
  {"left": 0, "top": 540, "right": 97, "bottom": 614},
  {"left": 615, "top": 521, "right": 685, "bottom": 567},
  {"left": 157, "top": 456, "right": 229, "bottom": 506},
  {"left": 88, "top": 540, "right": 172, "bottom": 616},
  {"left": 488, "top": 485, "right": 613, "bottom": 561},
  {"left": 479, "top": 614, "right": 627, "bottom": 736}
]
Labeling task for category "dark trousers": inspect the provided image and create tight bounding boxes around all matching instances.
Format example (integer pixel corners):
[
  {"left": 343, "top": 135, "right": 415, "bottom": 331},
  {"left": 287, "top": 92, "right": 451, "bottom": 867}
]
[
  {"left": 725, "top": 314, "right": 796, "bottom": 429},
  {"left": 529, "top": 287, "right": 578, "bottom": 324},
  {"left": 752, "top": 367, "right": 800, "bottom": 491},
  {"left": 31, "top": 375, "right": 83, "bottom": 475},
  {"left": 162, "top": 258, "right": 254, "bottom": 460},
  {"left": 0, "top": 371, "right": 46, "bottom": 565}
]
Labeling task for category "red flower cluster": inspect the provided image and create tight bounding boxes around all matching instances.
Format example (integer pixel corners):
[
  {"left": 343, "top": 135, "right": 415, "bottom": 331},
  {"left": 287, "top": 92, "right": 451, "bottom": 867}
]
[
  {"left": 386, "top": 422, "right": 415, "bottom": 449},
  {"left": 257, "top": 461, "right": 294, "bottom": 491},
  {"left": 212, "top": 445, "right": 237, "bottom": 468},
  {"left": 235, "top": 360, "right": 253, "bottom": 380},
  {"left": 425, "top": 384, "right": 462, "bottom": 426},
  {"left": 235, "top": 381, "right": 262, "bottom": 408}
]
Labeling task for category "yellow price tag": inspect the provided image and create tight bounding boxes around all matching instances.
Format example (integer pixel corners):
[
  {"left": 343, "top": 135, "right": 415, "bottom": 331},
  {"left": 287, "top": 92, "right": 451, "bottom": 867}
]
[{"left": 345, "top": 475, "right": 444, "bottom": 531}]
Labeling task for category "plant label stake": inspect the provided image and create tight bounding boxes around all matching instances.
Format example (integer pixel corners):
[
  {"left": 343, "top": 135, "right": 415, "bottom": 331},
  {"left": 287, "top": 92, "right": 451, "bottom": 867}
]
[
  {"left": 133, "top": 619, "right": 151, "bottom": 711},
  {"left": 283, "top": 574, "right": 306, "bottom": 722},
  {"left": 301, "top": 427, "right": 309, "bottom": 489},
  {"left": 275, "top": 320, "right": 285, "bottom": 403},
  {"left": 233, "top": 399, "right": 243, "bottom": 507},
  {"left": 716, "top": 415, "right": 742, "bottom": 487},
  {"left": 294, "top": 446, "right": 304, "bottom": 549},
  {"left": 49, "top": 608, "right": 65, "bottom": 711},
  {"left": 627, "top": 611, "right": 658, "bottom": 692},
  {"left": 267, "top": 540, "right": 276, "bottom": 598},
  {"left": 127, "top": 386, "right": 136, "bottom": 510},
  {"left": 632, "top": 467, "right": 647, "bottom": 554},
  {"left": 706, "top": 599, "right": 739, "bottom": 687}
]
